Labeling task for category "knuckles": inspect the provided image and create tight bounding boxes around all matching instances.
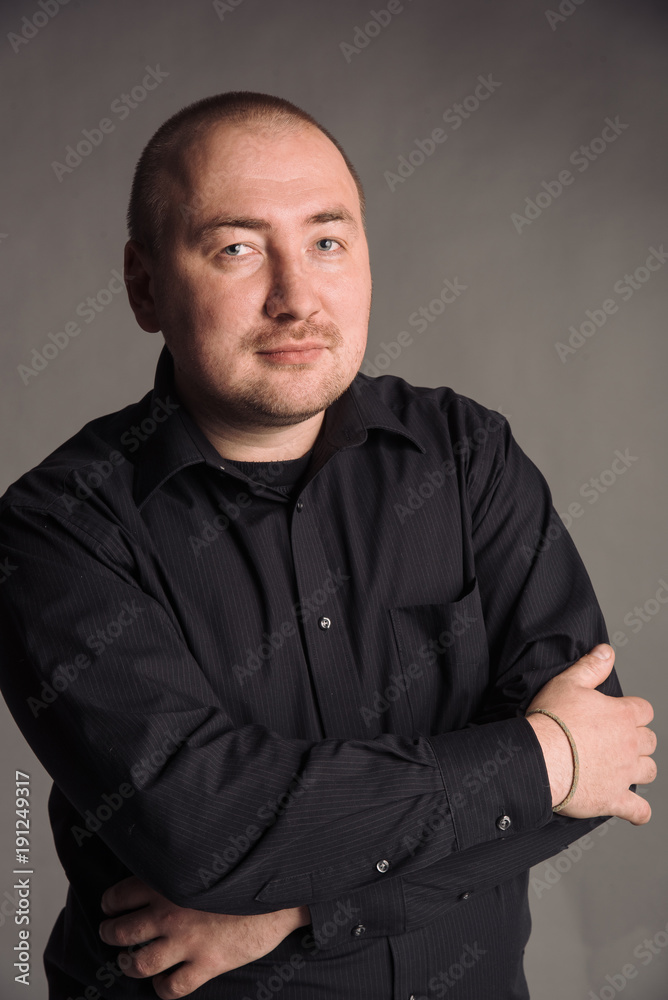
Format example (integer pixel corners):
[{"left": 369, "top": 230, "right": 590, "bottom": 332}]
[
  {"left": 129, "top": 952, "right": 159, "bottom": 978},
  {"left": 645, "top": 758, "right": 658, "bottom": 782},
  {"left": 155, "top": 976, "right": 192, "bottom": 999},
  {"left": 115, "top": 919, "right": 150, "bottom": 946}
]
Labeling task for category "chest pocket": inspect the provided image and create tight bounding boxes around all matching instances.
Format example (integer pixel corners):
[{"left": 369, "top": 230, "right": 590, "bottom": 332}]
[{"left": 388, "top": 578, "right": 489, "bottom": 735}]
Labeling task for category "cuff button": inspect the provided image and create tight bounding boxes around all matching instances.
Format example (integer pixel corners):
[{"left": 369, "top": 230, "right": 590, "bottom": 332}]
[{"left": 496, "top": 814, "right": 512, "bottom": 831}]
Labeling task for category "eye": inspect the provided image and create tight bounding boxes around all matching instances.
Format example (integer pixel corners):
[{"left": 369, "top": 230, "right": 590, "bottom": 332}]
[
  {"left": 221, "top": 243, "right": 253, "bottom": 256},
  {"left": 315, "top": 238, "right": 342, "bottom": 252}
]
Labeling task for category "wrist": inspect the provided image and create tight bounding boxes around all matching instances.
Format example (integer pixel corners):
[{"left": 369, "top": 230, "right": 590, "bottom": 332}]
[
  {"left": 526, "top": 711, "right": 574, "bottom": 808},
  {"left": 282, "top": 905, "right": 311, "bottom": 932}
]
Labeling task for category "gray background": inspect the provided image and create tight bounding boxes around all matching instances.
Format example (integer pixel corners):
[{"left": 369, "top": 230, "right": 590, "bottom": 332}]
[{"left": 1, "top": 0, "right": 666, "bottom": 996}]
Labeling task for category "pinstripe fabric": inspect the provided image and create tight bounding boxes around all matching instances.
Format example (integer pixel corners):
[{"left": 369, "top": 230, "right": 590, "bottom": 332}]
[{"left": 0, "top": 345, "right": 621, "bottom": 999}]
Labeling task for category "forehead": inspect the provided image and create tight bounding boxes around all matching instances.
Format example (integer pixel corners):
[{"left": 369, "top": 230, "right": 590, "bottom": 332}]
[{"left": 168, "top": 121, "right": 359, "bottom": 219}]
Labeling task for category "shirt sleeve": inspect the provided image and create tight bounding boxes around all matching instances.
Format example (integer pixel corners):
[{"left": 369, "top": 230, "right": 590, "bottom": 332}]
[
  {"left": 0, "top": 473, "right": 592, "bottom": 917},
  {"left": 308, "top": 403, "right": 624, "bottom": 947},
  {"left": 425, "top": 404, "right": 620, "bottom": 836}
]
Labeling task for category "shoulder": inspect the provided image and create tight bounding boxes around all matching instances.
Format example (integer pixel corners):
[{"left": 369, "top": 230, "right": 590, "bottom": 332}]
[
  {"left": 354, "top": 373, "right": 541, "bottom": 523},
  {"left": 0, "top": 392, "right": 151, "bottom": 514},
  {"left": 353, "top": 371, "right": 511, "bottom": 448}
]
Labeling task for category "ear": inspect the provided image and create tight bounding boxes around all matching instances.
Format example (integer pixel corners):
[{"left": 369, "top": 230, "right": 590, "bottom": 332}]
[{"left": 124, "top": 239, "right": 161, "bottom": 333}]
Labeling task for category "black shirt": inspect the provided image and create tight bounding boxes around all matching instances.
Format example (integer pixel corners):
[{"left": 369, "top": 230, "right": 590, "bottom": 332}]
[{"left": 0, "top": 345, "right": 620, "bottom": 999}]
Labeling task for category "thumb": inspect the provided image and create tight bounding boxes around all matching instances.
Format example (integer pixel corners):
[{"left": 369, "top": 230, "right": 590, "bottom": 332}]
[
  {"left": 566, "top": 643, "right": 615, "bottom": 687},
  {"left": 615, "top": 788, "right": 652, "bottom": 826}
]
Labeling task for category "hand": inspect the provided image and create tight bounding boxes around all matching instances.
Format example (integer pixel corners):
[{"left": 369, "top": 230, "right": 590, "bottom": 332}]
[
  {"left": 526, "top": 643, "right": 657, "bottom": 825},
  {"left": 99, "top": 875, "right": 311, "bottom": 999}
]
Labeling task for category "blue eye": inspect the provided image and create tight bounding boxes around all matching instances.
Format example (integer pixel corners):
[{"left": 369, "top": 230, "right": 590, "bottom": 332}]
[
  {"left": 316, "top": 239, "right": 339, "bottom": 251},
  {"left": 222, "top": 244, "right": 246, "bottom": 256}
]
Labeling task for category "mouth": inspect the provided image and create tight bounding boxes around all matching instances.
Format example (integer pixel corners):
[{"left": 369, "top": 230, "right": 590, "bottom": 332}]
[{"left": 256, "top": 342, "right": 328, "bottom": 364}]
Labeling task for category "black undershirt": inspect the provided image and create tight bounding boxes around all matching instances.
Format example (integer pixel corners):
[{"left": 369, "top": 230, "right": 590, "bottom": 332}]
[{"left": 220, "top": 449, "right": 313, "bottom": 497}]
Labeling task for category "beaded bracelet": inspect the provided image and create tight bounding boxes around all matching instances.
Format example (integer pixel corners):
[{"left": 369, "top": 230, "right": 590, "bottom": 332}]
[{"left": 526, "top": 708, "right": 580, "bottom": 812}]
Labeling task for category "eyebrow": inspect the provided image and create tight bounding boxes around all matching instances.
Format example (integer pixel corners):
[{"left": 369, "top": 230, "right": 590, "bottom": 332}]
[{"left": 192, "top": 206, "right": 359, "bottom": 243}]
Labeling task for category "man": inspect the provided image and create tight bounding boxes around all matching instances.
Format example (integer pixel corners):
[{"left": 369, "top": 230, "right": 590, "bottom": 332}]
[{"left": 0, "top": 91, "right": 656, "bottom": 999}]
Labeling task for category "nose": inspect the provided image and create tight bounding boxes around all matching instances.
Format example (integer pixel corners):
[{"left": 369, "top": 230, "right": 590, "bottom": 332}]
[{"left": 264, "top": 253, "right": 321, "bottom": 322}]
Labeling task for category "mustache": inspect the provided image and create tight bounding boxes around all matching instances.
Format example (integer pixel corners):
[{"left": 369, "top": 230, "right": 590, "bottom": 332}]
[{"left": 245, "top": 320, "right": 344, "bottom": 352}]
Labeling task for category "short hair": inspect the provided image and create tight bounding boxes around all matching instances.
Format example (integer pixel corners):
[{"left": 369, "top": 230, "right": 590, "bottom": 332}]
[{"left": 127, "top": 91, "right": 366, "bottom": 257}]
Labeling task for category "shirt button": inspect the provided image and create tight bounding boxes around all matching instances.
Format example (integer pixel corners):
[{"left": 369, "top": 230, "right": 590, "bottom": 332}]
[
  {"left": 376, "top": 859, "right": 390, "bottom": 873},
  {"left": 352, "top": 923, "right": 366, "bottom": 937},
  {"left": 496, "top": 814, "right": 512, "bottom": 831},
  {"left": 459, "top": 891, "right": 471, "bottom": 900},
  {"left": 295, "top": 500, "right": 304, "bottom": 512},
  {"left": 318, "top": 616, "right": 331, "bottom": 630}
]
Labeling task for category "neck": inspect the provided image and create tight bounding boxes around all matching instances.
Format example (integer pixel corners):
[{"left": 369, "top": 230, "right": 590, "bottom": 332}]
[
  {"left": 193, "top": 411, "right": 325, "bottom": 462},
  {"left": 174, "top": 376, "right": 325, "bottom": 462}
]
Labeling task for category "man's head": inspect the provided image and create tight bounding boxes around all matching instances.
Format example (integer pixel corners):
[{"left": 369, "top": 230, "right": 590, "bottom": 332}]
[{"left": 124, "top": 92, "right": 372, "bottom": 447}]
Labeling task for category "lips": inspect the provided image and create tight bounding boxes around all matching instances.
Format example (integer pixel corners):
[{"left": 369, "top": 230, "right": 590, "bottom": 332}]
[
  {"left": 256, "top": 341, "right": 329, "bottom": 364},
  {"left": 257, "top": 342, "right": 328, "bottom": 353}
]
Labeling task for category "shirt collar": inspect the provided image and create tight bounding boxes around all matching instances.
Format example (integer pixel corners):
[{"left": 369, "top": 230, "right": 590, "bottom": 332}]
[{"left": 132, "top": 343, "right": 426, "bottom": 508}]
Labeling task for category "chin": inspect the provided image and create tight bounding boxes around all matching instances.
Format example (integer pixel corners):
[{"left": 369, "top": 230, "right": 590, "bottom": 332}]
[{"left": 237, "top": 375, "right": 352, "bottom": 426}]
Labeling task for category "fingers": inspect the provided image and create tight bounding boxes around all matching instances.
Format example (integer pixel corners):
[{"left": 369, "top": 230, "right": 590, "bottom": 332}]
[
  {"left": 99, "top": 909, "right": 157, "bottom": 948},
  {"left": 639, "top": 726, "right": 658, "bottom": 757},
  {"left": 101, "top": 875, "right": 154, "bottom": 916},
  {"left": 114, "top": 940, "right": 184, "bottom": 981},
  {"left": 153, "top": 966, "right": 210, "bottom": 1000},
  {"left": 636, "top": 753, "right": 658, "bottom": 786},
  {"left": 623, "top": 695, "right": 655, "bottom": 727}
]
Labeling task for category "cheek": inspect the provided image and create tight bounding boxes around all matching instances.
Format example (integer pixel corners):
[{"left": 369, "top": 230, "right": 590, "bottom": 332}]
[
  {"left": 330, "top": 267, "right": 369, "bottom": 313},
  {"left": 341, "top": 278, "right": 371, "bottom": 336},
  {"left": 174, "top": 276, "right": 238, "bottom": 333}
]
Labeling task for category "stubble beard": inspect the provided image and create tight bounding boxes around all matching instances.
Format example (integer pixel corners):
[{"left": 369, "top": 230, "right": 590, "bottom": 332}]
[
  {"left": 223, "top": 361, "right": 354, "bottom": 427},
  {"left": 169, "top": 319, "right": 359, "bottom": 430}
]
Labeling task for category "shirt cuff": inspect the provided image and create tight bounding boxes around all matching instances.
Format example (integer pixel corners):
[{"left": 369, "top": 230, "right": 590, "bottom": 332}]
[
  {"left": 304, "top": 877, "right": 406, "bottom": 951},
  {"left": 426, "top": 716, "right": 553, "bottom": 850}
]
